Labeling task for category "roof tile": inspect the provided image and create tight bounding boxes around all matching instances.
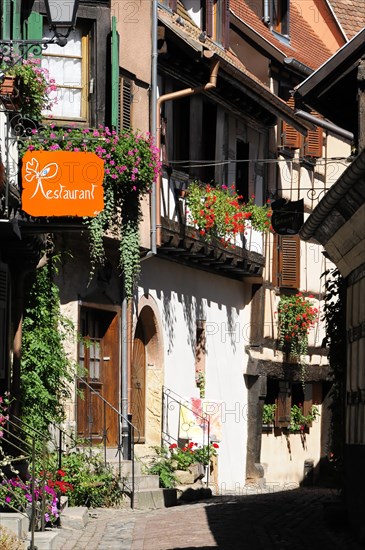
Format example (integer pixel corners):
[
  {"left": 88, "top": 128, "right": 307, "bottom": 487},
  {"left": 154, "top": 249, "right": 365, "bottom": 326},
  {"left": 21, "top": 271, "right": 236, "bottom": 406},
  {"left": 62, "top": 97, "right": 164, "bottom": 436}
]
[
  {"left": 329, "top": 0, "right": 365, "bottom": 39},
  {"left": 230, "top": 0, "right": 334, "bottom": 70}
]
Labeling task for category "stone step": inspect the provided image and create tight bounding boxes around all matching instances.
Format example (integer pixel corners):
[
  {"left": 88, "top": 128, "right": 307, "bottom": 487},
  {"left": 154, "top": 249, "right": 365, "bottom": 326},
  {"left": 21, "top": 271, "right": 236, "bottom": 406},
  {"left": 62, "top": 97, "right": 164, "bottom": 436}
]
[
  {"left": 121, "top": 473, "right": 160, "bottom": 492},
  {"left": 26, "top": 530, "right": 60, "bottom": 550},
  {"left": 60, "top": 506, "right": 88, "bottom": 530},
  {"left": 0, "top": 512, "right": 28, "bottom": 540},
  {"left": 132, "top": 488, "right": 177, "bottom": 510},
  {"left": 108, "top": 458, "right": 143, "bottom": 477}
]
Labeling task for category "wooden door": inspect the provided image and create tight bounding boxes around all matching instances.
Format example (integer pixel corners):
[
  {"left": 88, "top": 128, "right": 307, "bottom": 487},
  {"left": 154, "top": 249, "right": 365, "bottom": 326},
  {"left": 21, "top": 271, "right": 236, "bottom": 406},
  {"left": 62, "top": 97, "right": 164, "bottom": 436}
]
[
  {"left": 131, "top": 322, "right": 146, "bottom": 442},
  {"left": 77, "top": 308, "right": 119, "bottom": 446}
]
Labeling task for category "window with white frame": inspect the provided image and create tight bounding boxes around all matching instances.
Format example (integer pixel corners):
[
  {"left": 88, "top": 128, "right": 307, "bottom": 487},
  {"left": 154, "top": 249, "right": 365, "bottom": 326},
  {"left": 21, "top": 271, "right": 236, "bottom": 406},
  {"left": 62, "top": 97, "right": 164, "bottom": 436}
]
[{"left": 42, "top": 25, "right": 89, "bottom": 121}]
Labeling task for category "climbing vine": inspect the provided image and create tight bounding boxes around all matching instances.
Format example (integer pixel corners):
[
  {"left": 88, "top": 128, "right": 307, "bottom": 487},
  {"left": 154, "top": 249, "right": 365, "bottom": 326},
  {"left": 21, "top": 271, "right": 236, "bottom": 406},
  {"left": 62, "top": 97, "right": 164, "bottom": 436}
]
[
  {"left": 23, "top": 126, "right": 160, "bottom": 298},
  {"left": 20, "top": 255, "right": 76, "bottom": 435},
  {"left": 322, "top": 268, "right": 346, "bottom": 481}
]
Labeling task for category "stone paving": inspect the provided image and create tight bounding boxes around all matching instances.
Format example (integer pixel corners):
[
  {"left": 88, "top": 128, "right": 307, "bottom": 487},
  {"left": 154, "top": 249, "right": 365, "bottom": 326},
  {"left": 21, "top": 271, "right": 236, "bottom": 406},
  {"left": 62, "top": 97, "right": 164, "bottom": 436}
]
[{"left": 53, "top": 487, "right": 364, "bottom": 550}]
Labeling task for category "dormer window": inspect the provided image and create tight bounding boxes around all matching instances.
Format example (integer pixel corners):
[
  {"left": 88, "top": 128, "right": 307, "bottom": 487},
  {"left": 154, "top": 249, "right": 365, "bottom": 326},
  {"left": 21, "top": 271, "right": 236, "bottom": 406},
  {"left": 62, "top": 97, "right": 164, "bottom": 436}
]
[{"left": 272, "top": 0, "right": 289, "bottom": 37}]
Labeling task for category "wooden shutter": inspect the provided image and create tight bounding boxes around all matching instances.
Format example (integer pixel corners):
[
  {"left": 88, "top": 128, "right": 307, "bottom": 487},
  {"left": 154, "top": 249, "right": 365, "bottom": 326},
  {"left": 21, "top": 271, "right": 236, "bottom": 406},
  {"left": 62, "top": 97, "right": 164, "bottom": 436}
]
[
  {"left": 206, "top": 0, "right": 213, "bottom": 37},
  {"left": 275, "top": 384, "right": 291, "bottom": 427},
  {"left": 111, "top": 16, "right": 120, "bottom": 130},
  {"left": 0, "top": 263, "right": 8, "bottom": 379},
  {"left": 273, "top": 234, "right": 300, "bottom": 289},
  {"left": 304, "top": 120, "right": 323, "bottom": 158},
  {"left": 120, "top": 77, "right": 132, "bottom": 130},
  {"left": 282, "top": 97, "right": 302, "bottom": 149}
]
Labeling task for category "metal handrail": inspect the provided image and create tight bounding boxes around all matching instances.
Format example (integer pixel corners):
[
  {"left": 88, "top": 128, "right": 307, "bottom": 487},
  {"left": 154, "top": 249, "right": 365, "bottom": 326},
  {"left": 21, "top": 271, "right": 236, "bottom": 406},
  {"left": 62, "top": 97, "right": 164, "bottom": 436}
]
[
  {"left": 1, "top": 414, "right": 50, "bottom": 550},
  {"left": 74, "top": 373, "right": 139, "bottom": 507}
]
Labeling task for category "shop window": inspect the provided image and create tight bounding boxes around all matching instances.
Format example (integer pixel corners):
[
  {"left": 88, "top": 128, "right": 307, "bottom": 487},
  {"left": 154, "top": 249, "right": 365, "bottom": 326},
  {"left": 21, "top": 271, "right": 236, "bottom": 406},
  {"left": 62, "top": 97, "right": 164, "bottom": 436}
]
[{"left": 272, "top": 234, "right": 300, "bottom": 289}]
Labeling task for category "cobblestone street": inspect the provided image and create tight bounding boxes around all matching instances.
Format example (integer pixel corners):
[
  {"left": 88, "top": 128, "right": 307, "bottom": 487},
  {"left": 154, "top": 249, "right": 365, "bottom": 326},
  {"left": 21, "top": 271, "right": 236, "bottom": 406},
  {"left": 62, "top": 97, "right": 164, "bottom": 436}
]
[{"left": 53, "top": 487, "right": 363, "bottom": 549}]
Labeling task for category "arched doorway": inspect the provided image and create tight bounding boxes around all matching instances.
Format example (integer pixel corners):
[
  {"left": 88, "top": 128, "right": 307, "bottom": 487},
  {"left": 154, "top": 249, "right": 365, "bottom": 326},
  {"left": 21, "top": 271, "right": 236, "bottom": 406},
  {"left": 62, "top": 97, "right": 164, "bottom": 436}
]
[
  {"left": 131, "top": 320, "right": 146, "bottom": 442},
  {"left": 131, "top": 300, "right": 164, "bottom": 447}
]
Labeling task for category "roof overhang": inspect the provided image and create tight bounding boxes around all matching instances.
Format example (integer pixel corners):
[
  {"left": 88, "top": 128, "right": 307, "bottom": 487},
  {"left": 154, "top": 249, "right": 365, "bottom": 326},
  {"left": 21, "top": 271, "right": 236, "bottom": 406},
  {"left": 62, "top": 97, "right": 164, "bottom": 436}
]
[
  {"left": 294, "top": 28, "right": 365, "bottom": 132},
  {"left": 158, "top": 8, "right": 311, "bottom": 135}
]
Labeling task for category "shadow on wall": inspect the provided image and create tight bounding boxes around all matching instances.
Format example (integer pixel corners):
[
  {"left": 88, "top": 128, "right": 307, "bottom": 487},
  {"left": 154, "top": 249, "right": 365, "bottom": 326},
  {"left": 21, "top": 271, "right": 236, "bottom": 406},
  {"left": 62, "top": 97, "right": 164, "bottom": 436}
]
[{"left": 141, "top": 259, "right": 251, "bottom": 356}]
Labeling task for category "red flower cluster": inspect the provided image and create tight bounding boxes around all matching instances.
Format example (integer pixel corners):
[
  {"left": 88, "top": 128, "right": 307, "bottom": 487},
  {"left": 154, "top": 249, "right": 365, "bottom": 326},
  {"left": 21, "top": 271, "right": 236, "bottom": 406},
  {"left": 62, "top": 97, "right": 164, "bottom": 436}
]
[{"left": 43, "top": 469, "right": 74, "bottom": 495}]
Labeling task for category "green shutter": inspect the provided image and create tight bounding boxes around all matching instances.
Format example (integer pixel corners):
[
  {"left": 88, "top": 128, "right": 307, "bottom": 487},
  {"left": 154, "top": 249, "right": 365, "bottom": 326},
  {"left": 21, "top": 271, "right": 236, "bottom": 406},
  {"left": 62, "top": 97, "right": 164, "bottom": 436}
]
[
  {"left": 111, "top": 16, "right": 120, "bottom": 130},
  {"left": 24, "top": 11, "right": 43, "bottom": 41}
]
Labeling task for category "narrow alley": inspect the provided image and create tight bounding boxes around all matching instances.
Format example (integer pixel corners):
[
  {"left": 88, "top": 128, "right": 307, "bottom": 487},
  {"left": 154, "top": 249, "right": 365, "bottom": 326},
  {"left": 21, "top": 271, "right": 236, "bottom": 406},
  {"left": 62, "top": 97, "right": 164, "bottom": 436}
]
[{"left": 53, "top": 487, "right": 363, "bottom": 550}]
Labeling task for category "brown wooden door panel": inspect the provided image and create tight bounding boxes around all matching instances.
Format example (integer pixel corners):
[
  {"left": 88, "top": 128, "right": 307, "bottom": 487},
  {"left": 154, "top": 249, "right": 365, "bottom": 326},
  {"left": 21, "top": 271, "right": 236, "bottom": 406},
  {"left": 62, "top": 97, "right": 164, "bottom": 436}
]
[
  {"left": 131, "top": 324, "right": 146, "bottom": 441},
  {"left": 77, "top": 308, "right": 120, "bottom": 447}
]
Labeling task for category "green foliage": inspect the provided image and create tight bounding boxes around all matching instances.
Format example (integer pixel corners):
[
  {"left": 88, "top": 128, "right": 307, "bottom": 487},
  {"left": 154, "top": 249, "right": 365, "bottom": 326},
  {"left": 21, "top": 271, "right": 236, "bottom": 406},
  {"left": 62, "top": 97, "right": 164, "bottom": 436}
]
[
  {"left": 145, "top": 441, "right": 220, "bottom": 487},
  {"left": 2, "top": 56, "right": 56, "bottom": 120},
  {"left": 289, "top": 404, "right": 319, "bottom": 432},
  {"left": 45, "top": 448, "right": 125, "bottom": 508},
  {"left": 23, "top": 126, "right": 160, "bottom": 298},
  {"left": 20, "top": 257, "right": 75, "bottom": 435},
  {"left": 185, "top": 182, "right": 272, "bottom": 244},
  {"left": 277, "top": 293, "right": 319, "bottom": 360},
  {"left": 322, "top": 268, "right": 346, "bottom": 478},
  {"left": 262, "top": 403, "right": 276, "bottom": 425},
  {"left": 144, "top": 446, "right": 177, "bottom": 489}
]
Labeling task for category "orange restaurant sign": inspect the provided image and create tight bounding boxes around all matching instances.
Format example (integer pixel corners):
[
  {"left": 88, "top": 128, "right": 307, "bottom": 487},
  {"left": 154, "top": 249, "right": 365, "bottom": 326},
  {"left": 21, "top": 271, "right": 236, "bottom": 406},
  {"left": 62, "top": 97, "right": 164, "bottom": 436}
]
[{"left": 21, "top": 150, "right": 105, "bottom": 217}]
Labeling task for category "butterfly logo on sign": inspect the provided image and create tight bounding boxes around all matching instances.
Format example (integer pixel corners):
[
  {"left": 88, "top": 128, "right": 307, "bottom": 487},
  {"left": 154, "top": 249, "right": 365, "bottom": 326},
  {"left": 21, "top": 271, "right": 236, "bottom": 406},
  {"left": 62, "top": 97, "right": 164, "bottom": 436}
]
[
  {"left": 25, "top": 158, "right": 59, "bottom": 199},
  {"left": 21, "top": 150, "right": 105, "bottom": 217}
]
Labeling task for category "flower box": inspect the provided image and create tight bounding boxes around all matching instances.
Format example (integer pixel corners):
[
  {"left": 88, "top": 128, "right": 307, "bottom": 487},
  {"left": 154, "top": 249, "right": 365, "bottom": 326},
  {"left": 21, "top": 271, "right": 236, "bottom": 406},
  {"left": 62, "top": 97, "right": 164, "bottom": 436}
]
[{"left": 0, "top": 75, "right": 21, "bottom": 110}]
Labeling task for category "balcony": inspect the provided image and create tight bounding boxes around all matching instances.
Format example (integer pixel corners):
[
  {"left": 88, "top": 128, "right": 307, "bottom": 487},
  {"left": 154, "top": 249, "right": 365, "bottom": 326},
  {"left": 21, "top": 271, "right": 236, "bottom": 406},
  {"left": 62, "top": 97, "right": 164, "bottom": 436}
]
[{"left": 158, "top": 170, "right": 266, "bottom": 280}]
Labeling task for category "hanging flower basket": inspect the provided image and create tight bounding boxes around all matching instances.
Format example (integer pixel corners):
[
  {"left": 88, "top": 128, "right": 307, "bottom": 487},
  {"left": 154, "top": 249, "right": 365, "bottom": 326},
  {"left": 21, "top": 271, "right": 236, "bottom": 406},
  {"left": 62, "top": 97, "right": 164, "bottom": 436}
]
[{"left": 0, "top": 75, "right": 21, "bottom": 110}]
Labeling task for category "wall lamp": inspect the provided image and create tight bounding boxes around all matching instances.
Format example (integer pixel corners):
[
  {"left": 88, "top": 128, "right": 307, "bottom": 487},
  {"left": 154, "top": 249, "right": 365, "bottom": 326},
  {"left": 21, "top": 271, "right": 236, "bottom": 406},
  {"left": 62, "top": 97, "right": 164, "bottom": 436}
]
[{"left": 0, "top": 0, "right": 80, "bottom": 72}]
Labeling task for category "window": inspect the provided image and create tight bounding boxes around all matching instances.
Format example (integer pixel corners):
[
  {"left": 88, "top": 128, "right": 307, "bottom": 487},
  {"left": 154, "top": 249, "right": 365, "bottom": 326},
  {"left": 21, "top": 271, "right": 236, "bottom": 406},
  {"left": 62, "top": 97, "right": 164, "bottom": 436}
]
[
  {"left": 272, "top": 0, "right": 289, "bottom": 37},
  {"left": 42, "top": 25, "right": 90, "bottom": 121},
  {"left": 236, "top": 141, "right": 249, "bottom": 201},
  {"left": 265, "top": 379, "right": 322, "bottom": 430},
  {"left": 272, "top": 234, "right": 300, "bottom": 289},
  {"left": 195, "top": 320, "right": 206, "bottom": 398},
  {"left": 205, "top": 0, "right": 230, "bottom": 48}
]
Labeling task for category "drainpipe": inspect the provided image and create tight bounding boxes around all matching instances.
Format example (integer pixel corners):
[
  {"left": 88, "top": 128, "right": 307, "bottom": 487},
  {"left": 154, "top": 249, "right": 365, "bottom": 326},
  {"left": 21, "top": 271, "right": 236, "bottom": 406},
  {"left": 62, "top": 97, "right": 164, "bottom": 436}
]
[
  {"left": 151, "top": 0, "right": 158, "bottom": 255},
  {"left": 121, "top": 294, "right": 129, "bottom": 458},
  {"left": 263, "top": 0, "right": 270, "bottom": 24},
  {"left": 155, "top": 57, "right": 220, "bottom": 246}
]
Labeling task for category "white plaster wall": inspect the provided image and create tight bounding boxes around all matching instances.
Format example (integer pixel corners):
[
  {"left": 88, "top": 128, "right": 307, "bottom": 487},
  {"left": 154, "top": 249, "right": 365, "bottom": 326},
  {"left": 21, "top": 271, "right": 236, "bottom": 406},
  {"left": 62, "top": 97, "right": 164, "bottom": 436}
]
[
  {"left": 260, "top": 405, "right": 322, "bottom": 486},
  {"left": 138, "top": 256, "right": 252, "bottom": 490}
]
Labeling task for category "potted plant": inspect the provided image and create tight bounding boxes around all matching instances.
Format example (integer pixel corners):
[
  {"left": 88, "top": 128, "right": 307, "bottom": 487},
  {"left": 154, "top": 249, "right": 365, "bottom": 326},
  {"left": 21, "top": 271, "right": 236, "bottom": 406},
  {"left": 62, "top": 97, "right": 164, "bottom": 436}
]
[
  {"left": 289, "top": 403, "right": 320, "bottom": 433},
  {"left": 277, "top": 293, "right": 319, "bottom": 383},
  {"left": 0, "top": 55, "right": 56, "bottom": 119},
  {"left": 185, "top": 182, "right": 272, "bottom": 245},
  {"left": 262, "top": 403, "right": 276, "bottom": 428}
]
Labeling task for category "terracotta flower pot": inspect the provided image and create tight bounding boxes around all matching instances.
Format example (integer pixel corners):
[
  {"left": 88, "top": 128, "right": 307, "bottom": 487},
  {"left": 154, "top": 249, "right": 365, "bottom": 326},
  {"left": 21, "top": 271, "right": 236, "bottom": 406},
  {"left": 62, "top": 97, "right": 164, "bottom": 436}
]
[{"left": 0, "top": 75, "right": 21, "bottom": 110}]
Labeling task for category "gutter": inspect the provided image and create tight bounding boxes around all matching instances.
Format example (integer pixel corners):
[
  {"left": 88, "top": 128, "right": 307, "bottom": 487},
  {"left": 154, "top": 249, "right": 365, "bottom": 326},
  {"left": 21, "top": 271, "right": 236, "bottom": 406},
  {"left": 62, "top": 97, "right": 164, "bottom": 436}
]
[{"left": 294, "top": 109, "right": 354, "bottom": 142}]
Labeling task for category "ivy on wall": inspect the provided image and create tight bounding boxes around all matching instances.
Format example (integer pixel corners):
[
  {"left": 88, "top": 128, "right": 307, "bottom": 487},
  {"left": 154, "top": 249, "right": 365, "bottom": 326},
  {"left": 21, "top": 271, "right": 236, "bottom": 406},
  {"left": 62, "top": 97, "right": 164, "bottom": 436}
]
[{"left": 20, "top": 255, "right": 75, "bottom": 435}]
